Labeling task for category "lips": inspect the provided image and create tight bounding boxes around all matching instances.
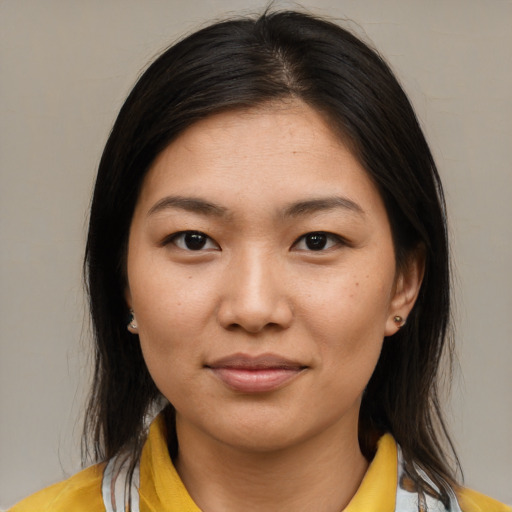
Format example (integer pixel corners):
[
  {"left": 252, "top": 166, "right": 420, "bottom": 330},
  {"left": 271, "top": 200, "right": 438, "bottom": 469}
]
[{"left": 205, "top": 353, "right": 307, "bottom": 393}]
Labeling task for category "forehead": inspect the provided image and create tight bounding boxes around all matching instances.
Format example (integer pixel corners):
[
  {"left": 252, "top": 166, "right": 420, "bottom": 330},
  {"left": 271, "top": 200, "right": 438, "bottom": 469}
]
[
  {"left": 136, "top": 102, "right": 384, "bottom": 220},
  {"left": 159, "top": 103, "right": 344, "bottom": 166}
]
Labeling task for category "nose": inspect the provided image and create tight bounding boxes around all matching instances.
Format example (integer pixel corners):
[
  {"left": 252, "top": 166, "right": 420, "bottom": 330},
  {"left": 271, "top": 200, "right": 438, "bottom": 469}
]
[{"left": 217, "top": 250, "right": 293, "bottom": 334}]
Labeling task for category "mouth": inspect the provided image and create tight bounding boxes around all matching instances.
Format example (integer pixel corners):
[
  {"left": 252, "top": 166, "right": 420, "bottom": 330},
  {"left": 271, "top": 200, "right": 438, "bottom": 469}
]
[{"left": 205, "top": 353, "right": 307, "bottom": 393}]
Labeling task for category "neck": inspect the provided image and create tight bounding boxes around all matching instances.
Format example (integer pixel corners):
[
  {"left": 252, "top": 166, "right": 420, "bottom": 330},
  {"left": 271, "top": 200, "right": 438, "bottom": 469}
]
[{"left": 173, "top": 414, "right": 369, "bottom": 512}]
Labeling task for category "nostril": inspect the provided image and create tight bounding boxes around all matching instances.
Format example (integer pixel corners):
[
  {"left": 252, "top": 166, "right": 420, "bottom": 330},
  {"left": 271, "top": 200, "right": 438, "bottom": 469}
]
[
  {"left": 223, "top": 320, "right": 288, "bottom": 335},
  {"left": 216, "top": 278, "right": 293, "bottom": 332}
]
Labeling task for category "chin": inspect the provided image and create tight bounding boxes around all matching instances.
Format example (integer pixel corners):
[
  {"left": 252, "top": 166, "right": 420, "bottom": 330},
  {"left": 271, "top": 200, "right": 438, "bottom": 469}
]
[
  {"left": 217, "top": 425, "right": 309, "bottom": 454},
  {"left": 209, "top": 407, "right": 340, "bottom": 454}
]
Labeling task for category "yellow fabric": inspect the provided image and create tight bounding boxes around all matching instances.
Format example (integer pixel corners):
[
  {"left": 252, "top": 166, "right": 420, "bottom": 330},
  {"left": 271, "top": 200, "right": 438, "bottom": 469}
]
[
  {"left": 8, "top": 463, "right": 105, "bottom": 512},
  {"left": 139, "top": 415, "right": 200, "bottom": 512},
  {"left": 457, "top": 486, "right": 512, "bottom": 512},
  {"left": 343, "top": 433, "right": 397, "bottom": 511},
  {"left": 9, "top": 414, "right": 511, "bottom": 512}
]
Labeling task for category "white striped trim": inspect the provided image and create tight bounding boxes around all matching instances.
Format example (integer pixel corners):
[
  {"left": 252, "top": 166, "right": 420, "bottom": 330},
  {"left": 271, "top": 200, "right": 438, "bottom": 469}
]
[
  {"left": 395, "top": 445, "right": 462, "bottom": 512},
  {"left": 102, "top": 455, "right": 140, "bottom": 512}
]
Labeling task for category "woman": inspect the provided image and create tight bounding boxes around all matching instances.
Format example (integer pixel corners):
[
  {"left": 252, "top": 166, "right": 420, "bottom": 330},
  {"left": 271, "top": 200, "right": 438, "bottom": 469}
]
[{"left": 10, "top": 9, "right": 510, "bottom": 512}]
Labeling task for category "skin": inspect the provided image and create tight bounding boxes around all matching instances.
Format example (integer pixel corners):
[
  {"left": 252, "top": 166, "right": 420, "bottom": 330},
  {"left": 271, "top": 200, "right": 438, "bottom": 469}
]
[{"left": 125, "top": 102, "right": 423, "bottom": 511}]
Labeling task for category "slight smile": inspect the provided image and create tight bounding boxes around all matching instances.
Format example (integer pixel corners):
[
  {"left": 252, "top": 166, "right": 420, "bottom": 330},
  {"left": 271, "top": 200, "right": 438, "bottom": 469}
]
[{"left": 205, "top": 353, "right": 308, "bottom": 393}]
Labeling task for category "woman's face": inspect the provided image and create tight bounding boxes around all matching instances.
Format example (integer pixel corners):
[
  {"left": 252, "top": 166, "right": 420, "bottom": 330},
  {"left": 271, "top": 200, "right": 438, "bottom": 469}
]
[{"left": 126, "top": 102, "right": 421, "bottom": 453}]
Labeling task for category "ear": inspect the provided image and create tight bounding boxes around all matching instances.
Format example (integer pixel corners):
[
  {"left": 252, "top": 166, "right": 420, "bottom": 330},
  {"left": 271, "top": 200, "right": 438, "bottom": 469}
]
[{"left": 385, "top": 248, "right": 425, "bottom": 336}]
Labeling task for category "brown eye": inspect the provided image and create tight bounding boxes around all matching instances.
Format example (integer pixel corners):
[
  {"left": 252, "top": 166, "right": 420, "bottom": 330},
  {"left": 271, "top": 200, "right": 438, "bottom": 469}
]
[
  {"left": 293, "top": 231, "right": 342, "bottom": 251},
  {"left": 170, "top": 231, "right": 219, "bottom": 251},
  {"left": 183, "top": 232, "right": 207, "bottom": 250},
  {"left": 304, "top": 233, "right": 328, "bottom": 250}
]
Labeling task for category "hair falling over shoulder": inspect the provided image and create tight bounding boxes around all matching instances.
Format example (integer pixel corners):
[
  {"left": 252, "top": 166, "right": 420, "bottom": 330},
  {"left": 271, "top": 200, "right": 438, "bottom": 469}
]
[{"left": 83, "top": 8, "right": 460, "bottom": 505}]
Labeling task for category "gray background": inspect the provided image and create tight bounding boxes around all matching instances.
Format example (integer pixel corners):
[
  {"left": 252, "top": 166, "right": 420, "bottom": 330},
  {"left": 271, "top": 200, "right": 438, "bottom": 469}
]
[{"left": 1, "top": 0, "right": 511, "bottom": 508}]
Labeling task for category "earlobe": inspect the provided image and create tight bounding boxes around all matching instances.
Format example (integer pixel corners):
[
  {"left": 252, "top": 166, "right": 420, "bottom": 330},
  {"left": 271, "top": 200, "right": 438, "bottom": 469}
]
[{"left": 385, "top": 249, "right": 425, "bottom": 336}]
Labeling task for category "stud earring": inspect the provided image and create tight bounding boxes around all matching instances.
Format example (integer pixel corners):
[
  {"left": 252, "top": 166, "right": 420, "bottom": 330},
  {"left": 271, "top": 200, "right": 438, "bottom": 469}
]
[
  {"left": 128, "top": 309, "right": 138, "bottom": 331},
  {"left": 393, "top": 315, "right": 405, "bottom": 328}
]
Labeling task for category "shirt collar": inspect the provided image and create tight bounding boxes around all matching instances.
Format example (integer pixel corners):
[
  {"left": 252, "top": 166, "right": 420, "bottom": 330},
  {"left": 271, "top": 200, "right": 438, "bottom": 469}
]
[{"left": 140, "top": 414, "right": 397, "bottom": 511}]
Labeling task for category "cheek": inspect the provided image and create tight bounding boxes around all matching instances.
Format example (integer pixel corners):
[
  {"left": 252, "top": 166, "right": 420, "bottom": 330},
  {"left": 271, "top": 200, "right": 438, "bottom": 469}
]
[
  {"left": 136, "top": 302, "right": 203, "bottom": 405},
  {"left": 298, "top": 268, "right": 392, "bottom": 386},
  {"left": 131, "top": 257, "right": 217, "bottom": 329},
  {"left": 128, "top": 263, "right": 220, "bottom": 386},
  {"left": 298, "top": 266, "right": 394, "bottom": 339}
]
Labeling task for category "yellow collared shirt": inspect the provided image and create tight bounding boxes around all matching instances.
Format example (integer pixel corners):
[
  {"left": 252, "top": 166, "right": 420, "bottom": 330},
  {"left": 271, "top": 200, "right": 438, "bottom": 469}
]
[{"left": 9, "top": 414, "right": 510, "bottom": 512}]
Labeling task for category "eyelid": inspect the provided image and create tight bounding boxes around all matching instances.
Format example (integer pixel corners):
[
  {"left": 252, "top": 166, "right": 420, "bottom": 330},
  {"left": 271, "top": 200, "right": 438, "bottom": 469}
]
[
  {"left": 291, "top": 231, "right": 348, "bottom": 251},
  {"left": 160, "top": 230, "right": 347, "bottom": 252},
  {"left": 162, "top": 230, "right": 220, "bottom": 251}
]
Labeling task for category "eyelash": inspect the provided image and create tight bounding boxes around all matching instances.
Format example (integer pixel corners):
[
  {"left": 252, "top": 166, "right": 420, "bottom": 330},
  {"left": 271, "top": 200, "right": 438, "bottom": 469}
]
[
  {"left": 292, "top": 231, "right": 346, "bottom": 252},
  {"left": 164, "top": 231, "right": 219, "bottom": 251},
  {"left": 162, "top": 230, "right": 346, "bottom": 252}
]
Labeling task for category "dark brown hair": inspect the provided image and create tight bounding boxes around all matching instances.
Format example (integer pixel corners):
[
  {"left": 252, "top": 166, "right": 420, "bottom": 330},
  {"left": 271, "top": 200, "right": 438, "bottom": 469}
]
[{"left": 84, "top": 8, "right": 459, "bottom": 504}]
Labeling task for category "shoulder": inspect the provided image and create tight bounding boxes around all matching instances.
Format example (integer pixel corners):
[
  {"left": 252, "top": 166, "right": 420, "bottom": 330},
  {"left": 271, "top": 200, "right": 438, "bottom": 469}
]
[
  {"left": 8, "top": 463, "right": 105, "bottom": 512},
  {"left": 457, "top": 486, "right": 511, "bottom": 512}
]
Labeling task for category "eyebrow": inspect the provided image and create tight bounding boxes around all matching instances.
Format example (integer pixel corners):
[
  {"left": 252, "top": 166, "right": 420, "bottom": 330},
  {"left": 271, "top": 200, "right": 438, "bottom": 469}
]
[
  {"left": 147, "top": 196, "right": 229, "bottom": 217},
  {"left": 283, "top": 197, "right": 365, "bottom": 218},
  {"left": 147, "top": 195, "right": 365, "bottom": 219}
]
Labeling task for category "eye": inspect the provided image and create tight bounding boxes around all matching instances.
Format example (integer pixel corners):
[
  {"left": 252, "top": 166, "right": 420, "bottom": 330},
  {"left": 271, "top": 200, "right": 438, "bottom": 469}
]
[
  {"left": 292, "top": 231, "right": 343, "bottom": 251},
  {"left": 167, "top": 231, "right": 219, "bottom": 251}
]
